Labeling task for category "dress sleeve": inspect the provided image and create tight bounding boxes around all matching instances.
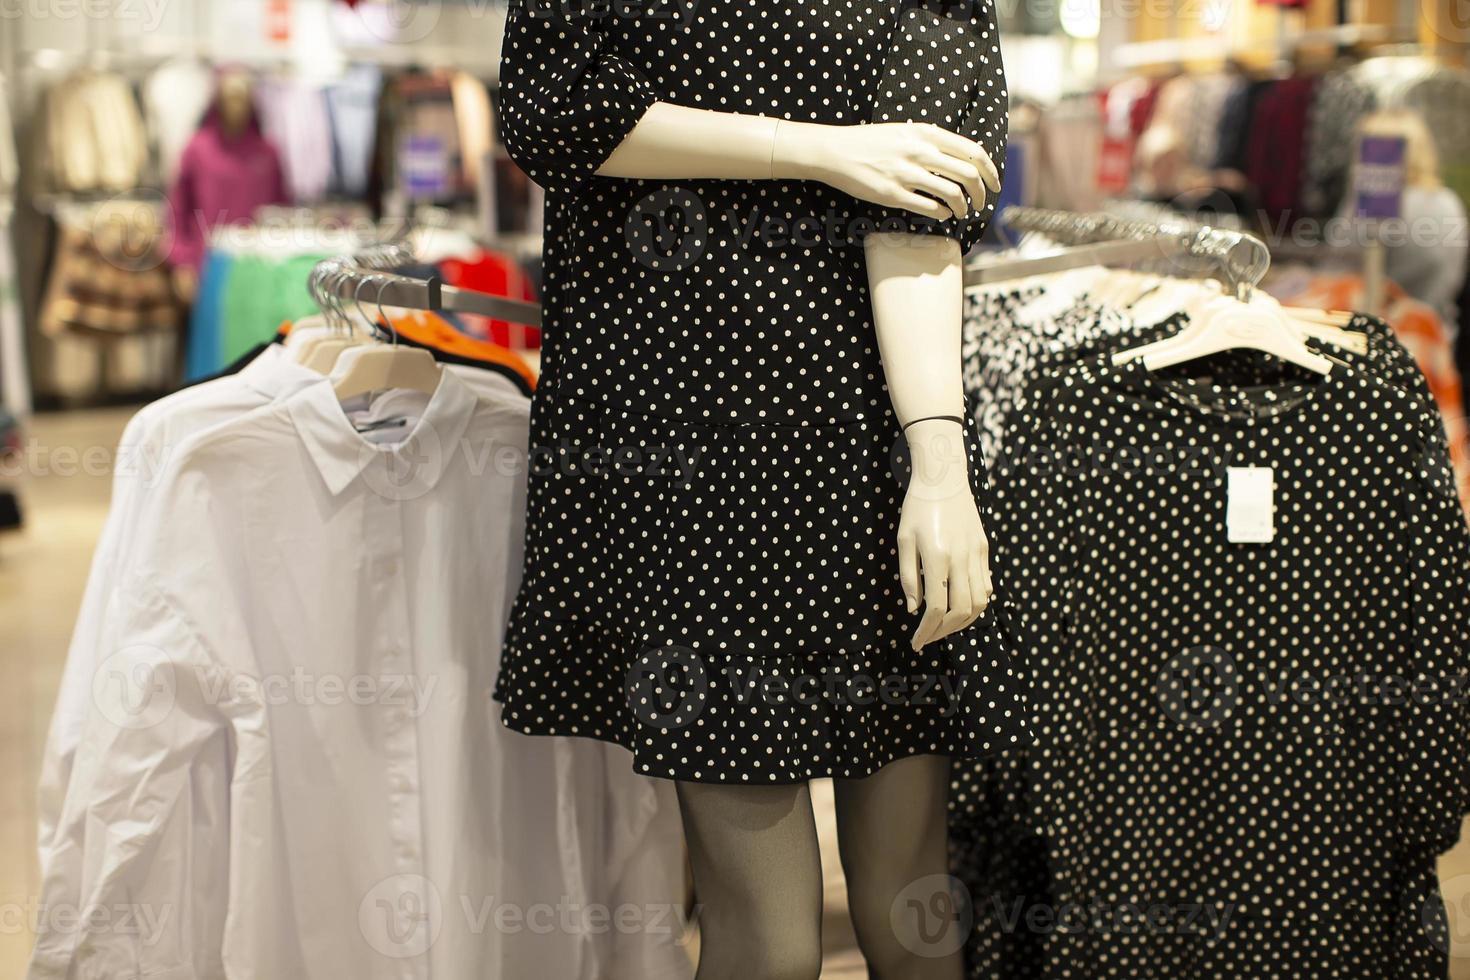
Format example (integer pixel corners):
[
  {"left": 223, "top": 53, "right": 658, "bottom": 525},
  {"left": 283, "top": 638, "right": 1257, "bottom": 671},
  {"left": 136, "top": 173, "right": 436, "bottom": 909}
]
[
  {"left": 861, "top": 0, "right": 1009, "bottom": 254},
  {"left": 497, "top": 0, "right": 659, "bottom": 193},
  {"left": 1391, "top": 441, "right": 1470, "bottom": 854}
]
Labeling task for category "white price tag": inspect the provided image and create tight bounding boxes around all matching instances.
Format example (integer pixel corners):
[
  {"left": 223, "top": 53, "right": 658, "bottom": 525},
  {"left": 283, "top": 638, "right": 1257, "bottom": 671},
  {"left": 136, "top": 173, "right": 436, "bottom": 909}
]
[{"left": 1226, "top": 467, "right": 1275, "bottom": 544}]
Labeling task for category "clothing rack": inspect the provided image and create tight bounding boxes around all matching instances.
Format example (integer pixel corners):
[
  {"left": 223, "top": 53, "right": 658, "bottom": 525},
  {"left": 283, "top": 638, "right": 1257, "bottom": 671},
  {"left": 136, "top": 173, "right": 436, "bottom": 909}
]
[
  {"left": 311, "top": 249, "right": 544, "bottom": 329},
  {"left": 967, "top": 206, "right": 1272, "bottom": 300}
]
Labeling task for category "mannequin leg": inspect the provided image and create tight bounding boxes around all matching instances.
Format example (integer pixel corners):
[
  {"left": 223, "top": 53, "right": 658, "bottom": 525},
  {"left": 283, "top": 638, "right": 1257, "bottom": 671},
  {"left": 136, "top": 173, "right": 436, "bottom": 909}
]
[
  {"left": 833, "top": 754, "right": 964, "bottom": 980},
  {"left": 675, "top": 781, "right": 824, "bottom": 980}
]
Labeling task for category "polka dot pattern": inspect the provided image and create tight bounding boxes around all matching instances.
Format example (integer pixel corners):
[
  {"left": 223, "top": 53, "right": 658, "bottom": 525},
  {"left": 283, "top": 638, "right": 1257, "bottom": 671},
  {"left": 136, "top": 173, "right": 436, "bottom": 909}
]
[
  {"left": 948, "top": 311, "right": 1470, "bottom": 978},
  {"left": 491, "top": 1, "right": 1026, "bottom": 783}
]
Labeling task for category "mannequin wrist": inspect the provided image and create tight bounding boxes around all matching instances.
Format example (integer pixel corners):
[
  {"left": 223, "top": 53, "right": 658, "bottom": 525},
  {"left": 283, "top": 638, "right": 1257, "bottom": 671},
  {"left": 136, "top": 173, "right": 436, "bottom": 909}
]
[
  {"left": 905, "top": 419, "right": 971, "bottom": 494},
  {"left": 770, "top": 119, "right": 829, "bottom": 181}
]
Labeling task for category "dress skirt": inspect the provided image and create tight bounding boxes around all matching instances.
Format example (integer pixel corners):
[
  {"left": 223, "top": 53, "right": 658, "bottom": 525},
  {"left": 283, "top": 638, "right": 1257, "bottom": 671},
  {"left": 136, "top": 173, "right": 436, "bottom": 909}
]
[{"left": 493, "top": 384, "right": 1031, "bottom": 783}]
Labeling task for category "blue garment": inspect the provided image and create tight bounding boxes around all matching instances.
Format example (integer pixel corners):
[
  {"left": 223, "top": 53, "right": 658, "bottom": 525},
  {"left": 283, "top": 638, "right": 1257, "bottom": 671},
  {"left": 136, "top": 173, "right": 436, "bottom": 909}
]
[
  {"left": 185, "top": 249, "right": 233, "bottom": 382},
  {"left": 987, "top": 140, "right": 1028, "bottom": 245}
]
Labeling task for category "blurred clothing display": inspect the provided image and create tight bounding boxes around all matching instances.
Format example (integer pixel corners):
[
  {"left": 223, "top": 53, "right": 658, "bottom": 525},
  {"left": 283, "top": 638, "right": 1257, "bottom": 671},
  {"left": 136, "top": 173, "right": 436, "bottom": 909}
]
[
  {"left": 451, "top": 70, "right": 495, "bottom": 194},
  {"left": 166, "top": 97, "right": 288, "bottom": 273},
  {"left": 141, "top": 58, "right": 215, "bottom": 186},
  {"left": 1388, "top": 185, "right": 1470, "bottom": 328},
  {"left": 37, "top": 212, "right": 176, "bottom": 339},
  {"left": 325, "top": 65, "right": 384, "bottom": 198},
  {"left": 0, "top": 72, "right": 26, "bottom": 419},
  {"left": 39, "top": 70, "right": 149, "bottom": 194},
  {"left": 0, "top": 219, "right": 26, "bottom": 419},
  {"left": 1244, "top": 75, "right": 1318, "bottom": 220},
  {"left": 184, "top": 245, "right": 325, "bottom": 380},
  {"left": 254, "top": 76, "right": 337, "bottom": 203},
  {"left": 0, "top": 74, "right": 17, "bottom": 200}
]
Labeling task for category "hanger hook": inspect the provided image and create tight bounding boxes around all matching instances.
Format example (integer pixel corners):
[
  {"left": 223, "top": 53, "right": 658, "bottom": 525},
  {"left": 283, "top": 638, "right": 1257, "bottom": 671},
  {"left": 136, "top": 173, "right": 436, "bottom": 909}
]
[
  {"left": 352, "top": 273, "right": 382, "bottom": 338},
  {"left": 375, "top": 275, "right": 399, "bottom": 347}
]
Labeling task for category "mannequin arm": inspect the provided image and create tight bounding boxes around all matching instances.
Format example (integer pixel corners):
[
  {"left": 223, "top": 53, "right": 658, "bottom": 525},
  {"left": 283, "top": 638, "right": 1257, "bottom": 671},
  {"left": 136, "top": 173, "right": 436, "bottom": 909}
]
[
  {"left": 597, "top": 103, "right": 997, "bottom": 221},
  {"left": 866, "top": 232, "right": 993, "bottom": 651}
]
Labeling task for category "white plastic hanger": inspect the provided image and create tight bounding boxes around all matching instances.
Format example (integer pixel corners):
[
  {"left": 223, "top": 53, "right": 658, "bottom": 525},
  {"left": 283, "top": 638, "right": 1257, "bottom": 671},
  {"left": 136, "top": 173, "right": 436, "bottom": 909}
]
[
  {"left": 301, "top": 269, "right": 377, "bottom": 372},
  {"left": 283, "top": 313, "right": 332, "bottom": 351},
  {"left": 1115, "top": 290, "right": 1333, "bottom": 374},
  {"left": 330, "top": 275, "right": 442, "bottom": 400}
]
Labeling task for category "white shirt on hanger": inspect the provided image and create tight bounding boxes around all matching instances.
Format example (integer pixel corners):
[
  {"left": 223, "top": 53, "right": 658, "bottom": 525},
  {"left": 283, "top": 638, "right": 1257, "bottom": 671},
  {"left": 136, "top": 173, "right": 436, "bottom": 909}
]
[
  {"left": 37, "top": 342, "right": 323, "bottom": 856},
  {"left": 31, "top": 365, "right": 691, "bottom": 980}
]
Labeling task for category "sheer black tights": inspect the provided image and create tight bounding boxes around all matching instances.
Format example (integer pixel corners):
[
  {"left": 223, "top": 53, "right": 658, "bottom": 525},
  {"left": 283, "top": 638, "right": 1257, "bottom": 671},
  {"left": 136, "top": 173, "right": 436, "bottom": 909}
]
[{"left": 676, "top": 754, "right": 963, "bottom": 980}]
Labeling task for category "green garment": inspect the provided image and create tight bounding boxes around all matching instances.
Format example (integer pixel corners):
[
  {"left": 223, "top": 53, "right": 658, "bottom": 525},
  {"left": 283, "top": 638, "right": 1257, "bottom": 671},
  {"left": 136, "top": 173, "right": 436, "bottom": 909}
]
[{"left": 219, "top": 253, "right": 328, "bottom": 365}]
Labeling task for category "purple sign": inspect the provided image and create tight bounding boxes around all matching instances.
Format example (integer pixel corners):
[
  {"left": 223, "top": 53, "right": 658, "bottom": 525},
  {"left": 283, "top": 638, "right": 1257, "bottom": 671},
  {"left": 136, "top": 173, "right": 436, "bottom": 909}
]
[
  {"left": 1353, "top": 135, "right": 1407, "bottom": 220},
  {"left": 400, "top": 136, "right": 451, "bottom": 200}
]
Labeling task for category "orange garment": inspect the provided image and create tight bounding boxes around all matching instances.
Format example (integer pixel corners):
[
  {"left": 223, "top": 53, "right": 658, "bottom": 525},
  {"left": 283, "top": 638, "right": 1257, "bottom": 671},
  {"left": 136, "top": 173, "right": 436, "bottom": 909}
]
[
  {"left": 387, "top": 310, "right": 537, "bottom": 390},
  {"left": 1283, "top": 274, "right": 1470, "bottom": 516},
  {"left": 276, "top": 312, "right": 537, "bottom": 391}
]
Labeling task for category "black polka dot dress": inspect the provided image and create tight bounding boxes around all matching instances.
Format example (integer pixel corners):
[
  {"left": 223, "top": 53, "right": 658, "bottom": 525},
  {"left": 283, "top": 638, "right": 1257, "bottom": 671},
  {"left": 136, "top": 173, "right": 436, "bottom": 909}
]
[
  {"left": 491, "top": 1, "right": 1030, "bottom": 782},
  {"left": 949, "top": 314, "right": 1470, "bottom": 978}
]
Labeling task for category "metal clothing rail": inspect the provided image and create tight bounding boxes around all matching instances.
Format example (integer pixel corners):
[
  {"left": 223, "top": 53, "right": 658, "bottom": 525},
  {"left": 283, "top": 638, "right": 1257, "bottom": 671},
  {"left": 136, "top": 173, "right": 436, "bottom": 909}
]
[
  {"left": 310, "top": 249, "right": 544, "bottom": 329},
  {"left": 967, "top": 206, "right": 1273, "bottom": 300}
]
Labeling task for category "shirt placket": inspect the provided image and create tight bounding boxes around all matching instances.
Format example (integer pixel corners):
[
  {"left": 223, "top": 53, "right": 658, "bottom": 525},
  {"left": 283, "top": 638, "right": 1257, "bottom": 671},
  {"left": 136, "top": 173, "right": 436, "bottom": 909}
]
[{"left": 364, "top": 472, "right": 431, "bottom": 980}]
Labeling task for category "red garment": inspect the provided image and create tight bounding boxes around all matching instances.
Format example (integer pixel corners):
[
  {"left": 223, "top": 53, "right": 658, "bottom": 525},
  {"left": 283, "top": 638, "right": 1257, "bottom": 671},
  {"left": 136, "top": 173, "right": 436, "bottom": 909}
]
[
  {"left": 1245, "top": 77, "right": 1317, "bottom": 221},
  {"left": 1128, "top": 78, "right": 1165, "bottom": 140},
  {"left": 438, "top": 249, "right": 541, "bottom": 349}
]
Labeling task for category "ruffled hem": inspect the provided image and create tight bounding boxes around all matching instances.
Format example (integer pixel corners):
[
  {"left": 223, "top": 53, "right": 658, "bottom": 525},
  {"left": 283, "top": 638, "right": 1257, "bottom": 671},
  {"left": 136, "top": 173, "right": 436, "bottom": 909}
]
[{"left": 494, "top": 612, "right": 1030, "bottom": 784}]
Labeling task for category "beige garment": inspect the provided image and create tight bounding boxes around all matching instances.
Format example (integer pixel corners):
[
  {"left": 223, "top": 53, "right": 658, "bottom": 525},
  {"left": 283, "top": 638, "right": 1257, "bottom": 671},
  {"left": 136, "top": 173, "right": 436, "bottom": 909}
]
[
  {"left": 1036, "top": 97, "right": 1104, "bottom": 213},
  {"left": 451, "top": 70, "right": 495, "bottom": 193},
  {"left": 44, "top": 71, "right": 149, "bottom": 194}
]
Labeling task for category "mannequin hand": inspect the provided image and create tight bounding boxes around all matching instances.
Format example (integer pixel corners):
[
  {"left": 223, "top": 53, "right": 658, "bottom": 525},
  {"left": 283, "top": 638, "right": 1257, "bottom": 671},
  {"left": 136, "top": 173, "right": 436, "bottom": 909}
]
[
  {"left": 773, "top": 120, "right": 1001, "bottom": 222},
  {"left": 897, "top": 419, "right": 994, "bottom": 651}
]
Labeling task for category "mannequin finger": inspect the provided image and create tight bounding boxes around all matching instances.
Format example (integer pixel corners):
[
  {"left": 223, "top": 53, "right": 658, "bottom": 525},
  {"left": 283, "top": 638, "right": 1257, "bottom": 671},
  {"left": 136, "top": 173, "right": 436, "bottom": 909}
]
[
  {"left": 925, "top": 128, "right": 1001, "bottom": 193},
  {"left": 967, "top": 551, "right": 988, "bottom": 625},
  {"left": 912, "top": 600, "right": 947, "bottom": 652},
  {"left": 938, "top": 556, "right": 974, "bottom": 638},
  {"left": 886, "top": 189, "right": 953, "bottom": 221},
  {"left": 907, "top": 171, "right": 969, "bottom": 220},
  {"left": 926, "top": 153, "right": 986, "bottom": 215},
  {"left": 898, "top": 532, "right": 920, "bottom": 613},
  {"left": 973, "top": 148, "right": 1002, "bottom": 193},
  {"left": 912, "top": 550, "right": 951, "bottom": 650}
]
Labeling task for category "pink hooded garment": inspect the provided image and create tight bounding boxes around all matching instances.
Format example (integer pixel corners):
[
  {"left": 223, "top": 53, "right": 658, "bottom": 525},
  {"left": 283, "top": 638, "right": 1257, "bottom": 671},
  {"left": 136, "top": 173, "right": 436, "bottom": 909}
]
[{"left": 166, "top": 75, "right": 288, "bottom": 272}]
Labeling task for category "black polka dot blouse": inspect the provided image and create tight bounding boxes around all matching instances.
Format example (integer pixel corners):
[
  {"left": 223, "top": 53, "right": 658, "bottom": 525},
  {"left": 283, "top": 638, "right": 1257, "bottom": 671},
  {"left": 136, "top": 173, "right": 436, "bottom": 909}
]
[
  {"left": 950, "top": 314, "right": 1470, "bottom": 978},
  {"left": 492, "top": 0, "right": 1030, "bottom": 783}
]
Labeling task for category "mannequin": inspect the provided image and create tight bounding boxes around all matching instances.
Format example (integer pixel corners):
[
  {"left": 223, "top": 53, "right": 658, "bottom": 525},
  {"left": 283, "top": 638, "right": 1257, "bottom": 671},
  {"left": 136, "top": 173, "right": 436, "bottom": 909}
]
[
  {"left": 493, "top": 5, "right": 1015, "bottom": 979},
  {"left": 167, "top": 68, "right": 287, "bottom": 302},
  {"left": 601, "top": 107, "right": 993, "bottom": 980}
]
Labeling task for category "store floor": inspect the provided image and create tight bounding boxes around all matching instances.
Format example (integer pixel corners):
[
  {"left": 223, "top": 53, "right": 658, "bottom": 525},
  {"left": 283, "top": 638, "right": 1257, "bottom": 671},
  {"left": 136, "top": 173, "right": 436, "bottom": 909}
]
[{"left": 3, "top": 407, "right": 1470, "bottom": 979}]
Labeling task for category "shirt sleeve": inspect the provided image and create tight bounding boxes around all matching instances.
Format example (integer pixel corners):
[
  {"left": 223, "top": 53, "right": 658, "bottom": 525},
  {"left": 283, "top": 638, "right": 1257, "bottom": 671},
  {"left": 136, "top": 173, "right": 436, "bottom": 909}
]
[
  {"left": 27, "top": 584, "right": 233, "bottom": 980},
  {"left": 860, "top": 0, "right": 1009, "bottom": 254},
  {"left": 497, "top": 0, "right": 659, "bottom": 193}
]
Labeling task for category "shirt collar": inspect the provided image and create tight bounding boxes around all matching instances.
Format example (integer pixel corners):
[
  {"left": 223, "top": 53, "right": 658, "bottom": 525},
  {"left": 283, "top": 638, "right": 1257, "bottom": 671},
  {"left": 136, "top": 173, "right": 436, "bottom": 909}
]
[
  {"left": 284, "top": 368, "right": 479, "bottom": 497},
  {"left": 238, "top": 343, "right": 325, "bottom": 401}
]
